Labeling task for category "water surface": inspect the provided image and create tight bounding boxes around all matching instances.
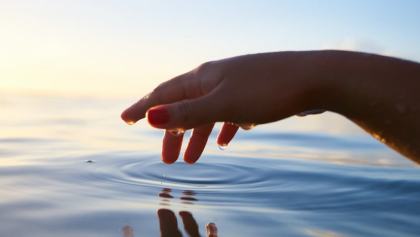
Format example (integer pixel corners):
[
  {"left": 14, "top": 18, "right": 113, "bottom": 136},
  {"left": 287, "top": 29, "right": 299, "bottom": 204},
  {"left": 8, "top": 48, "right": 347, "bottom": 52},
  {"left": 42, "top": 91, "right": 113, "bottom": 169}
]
[{"left": 0, "top": 94, "right": 419, "bottom": 236}]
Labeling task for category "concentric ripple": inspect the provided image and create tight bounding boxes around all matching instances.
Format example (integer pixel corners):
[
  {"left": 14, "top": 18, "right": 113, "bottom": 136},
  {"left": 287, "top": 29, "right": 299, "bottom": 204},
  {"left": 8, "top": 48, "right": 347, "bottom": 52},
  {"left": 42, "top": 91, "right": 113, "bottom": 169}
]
[
  {"left": 99, "top": 155, "right": 275, "bottom": 191},
  {"left": 89, "top": 153, "right": 420, "bottom": 212}
]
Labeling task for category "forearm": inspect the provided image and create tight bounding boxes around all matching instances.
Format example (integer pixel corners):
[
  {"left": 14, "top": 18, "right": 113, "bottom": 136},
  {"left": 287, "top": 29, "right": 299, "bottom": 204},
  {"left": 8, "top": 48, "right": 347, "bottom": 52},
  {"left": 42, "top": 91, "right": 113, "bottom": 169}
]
[{"left": 320, "top": 51, "right": 420, "bottom": 163}]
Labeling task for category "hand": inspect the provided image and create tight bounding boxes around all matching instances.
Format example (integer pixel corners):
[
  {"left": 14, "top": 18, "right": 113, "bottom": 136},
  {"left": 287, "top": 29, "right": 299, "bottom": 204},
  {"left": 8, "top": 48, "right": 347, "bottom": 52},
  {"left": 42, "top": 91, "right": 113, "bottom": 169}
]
[{"left": 121, "top": 52, "right": 325, "bottom": 164}]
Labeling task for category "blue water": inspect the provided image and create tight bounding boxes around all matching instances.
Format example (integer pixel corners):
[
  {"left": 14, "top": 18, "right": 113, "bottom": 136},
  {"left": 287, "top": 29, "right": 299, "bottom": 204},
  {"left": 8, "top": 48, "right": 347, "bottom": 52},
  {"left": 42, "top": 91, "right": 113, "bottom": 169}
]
[{"left": 0, "top": 94, "right": 419, "bottom": 237}]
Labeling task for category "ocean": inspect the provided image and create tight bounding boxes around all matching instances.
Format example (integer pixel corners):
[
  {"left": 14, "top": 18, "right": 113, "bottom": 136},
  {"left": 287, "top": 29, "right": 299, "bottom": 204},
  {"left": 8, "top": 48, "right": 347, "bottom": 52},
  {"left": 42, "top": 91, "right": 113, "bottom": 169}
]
[{"left": 0, "top": 93, "right": 419, "bottom": 237}]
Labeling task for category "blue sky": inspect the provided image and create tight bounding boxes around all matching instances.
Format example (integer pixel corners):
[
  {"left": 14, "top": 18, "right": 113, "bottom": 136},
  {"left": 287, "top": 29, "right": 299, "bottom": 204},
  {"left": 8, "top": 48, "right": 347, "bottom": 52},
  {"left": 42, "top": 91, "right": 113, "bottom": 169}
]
[{"left": 1, "top": 0, "right": 419, "bottom": 95}]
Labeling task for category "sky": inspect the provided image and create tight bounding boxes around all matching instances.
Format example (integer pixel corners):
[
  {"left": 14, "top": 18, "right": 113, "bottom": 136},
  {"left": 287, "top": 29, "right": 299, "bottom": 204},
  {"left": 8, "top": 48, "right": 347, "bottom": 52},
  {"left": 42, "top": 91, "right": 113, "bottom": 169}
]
[{"left": 1, "top": 0, "right": 420, "bottom": 97}]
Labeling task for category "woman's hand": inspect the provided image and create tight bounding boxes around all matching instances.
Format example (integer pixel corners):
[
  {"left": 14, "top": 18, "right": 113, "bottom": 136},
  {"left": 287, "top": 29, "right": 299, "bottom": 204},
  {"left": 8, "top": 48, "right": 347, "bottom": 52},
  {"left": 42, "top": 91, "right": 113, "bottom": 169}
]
[
  {"left": 121, "top": 50, "right": 420, "bottom": 164},
  {"left": 121, "top": 52, "right": 327, "bottom": 164}
]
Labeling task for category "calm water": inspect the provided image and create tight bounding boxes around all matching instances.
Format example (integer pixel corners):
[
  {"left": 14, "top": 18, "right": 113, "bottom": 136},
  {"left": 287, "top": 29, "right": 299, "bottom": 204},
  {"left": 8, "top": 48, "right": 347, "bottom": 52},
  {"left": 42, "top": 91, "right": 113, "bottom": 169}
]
[{"left": 0, "top": 94, "right": 419, "bottom": 237}]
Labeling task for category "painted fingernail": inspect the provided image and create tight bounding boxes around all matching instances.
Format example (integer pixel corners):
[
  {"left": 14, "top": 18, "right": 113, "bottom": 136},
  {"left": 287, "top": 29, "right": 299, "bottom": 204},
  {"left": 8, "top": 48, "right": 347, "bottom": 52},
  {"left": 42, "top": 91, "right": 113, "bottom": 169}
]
[{"left": 147, "top": 106, "right": 170, "bottom": 126}]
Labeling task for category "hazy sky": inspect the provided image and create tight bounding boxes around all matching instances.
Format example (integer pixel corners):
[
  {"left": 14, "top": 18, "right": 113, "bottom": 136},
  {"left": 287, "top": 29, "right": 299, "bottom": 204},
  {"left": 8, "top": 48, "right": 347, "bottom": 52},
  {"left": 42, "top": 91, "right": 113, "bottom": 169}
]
[{"left": 1, "top": 0, "right": 420, "bottom": 96}]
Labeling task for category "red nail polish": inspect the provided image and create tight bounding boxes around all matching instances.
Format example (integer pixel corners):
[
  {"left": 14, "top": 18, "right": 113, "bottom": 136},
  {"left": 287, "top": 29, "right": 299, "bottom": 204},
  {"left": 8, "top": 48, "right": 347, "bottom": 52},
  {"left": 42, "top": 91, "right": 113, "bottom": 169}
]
[{"left": 147, "top": 106, "right": 170, "bottom": 126}]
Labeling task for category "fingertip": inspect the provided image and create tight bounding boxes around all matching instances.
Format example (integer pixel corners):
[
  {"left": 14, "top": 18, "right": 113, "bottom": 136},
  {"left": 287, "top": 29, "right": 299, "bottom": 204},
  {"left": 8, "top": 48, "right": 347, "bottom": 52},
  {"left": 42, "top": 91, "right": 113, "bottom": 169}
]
[
  {"left": 162, "top": 159, "right": 177, "bottom": 165},
  {"left": 183, "top": 140, "right": 204, "bottom": 164},
  {"left": 120, "top": 110, "right": 136, "bottom": 125},
  {"left": 184, "top": 155, "right": 199, "bottom": 164},
  {"left": 162, "top": 154, "right": 177, "bottom": 164},
  {"left": 216, "top": 137, "right": 227, "bottom": 146},
  {"left": 162, "top": 148, "right": 180, "bottom": 164},
  {"left": 120, "top": 109, "right": 127, "bottom": 120},
  {"left": 217, "top": 123, "right": 239, "bottom": 146},
  {"left": 162, "top": 130, "right": 184, "bottom": 164}
]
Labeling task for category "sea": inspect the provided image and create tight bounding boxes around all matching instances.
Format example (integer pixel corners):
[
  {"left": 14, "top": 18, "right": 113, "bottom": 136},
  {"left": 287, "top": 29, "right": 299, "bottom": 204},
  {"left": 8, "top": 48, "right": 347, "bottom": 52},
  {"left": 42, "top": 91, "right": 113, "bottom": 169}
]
[{"left": 0, "top": 93, "right": 419, "bottom": 237}]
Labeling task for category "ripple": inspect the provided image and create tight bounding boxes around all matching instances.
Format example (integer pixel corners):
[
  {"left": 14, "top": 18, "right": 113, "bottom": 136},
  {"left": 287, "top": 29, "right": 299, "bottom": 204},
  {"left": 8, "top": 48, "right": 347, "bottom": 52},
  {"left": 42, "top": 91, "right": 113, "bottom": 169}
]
[
  {"left": 88, "top": 153, "right": 420, "bottom": 214},
  {"left": 102, "top": 156, "right": 273, "bottom": 191}
]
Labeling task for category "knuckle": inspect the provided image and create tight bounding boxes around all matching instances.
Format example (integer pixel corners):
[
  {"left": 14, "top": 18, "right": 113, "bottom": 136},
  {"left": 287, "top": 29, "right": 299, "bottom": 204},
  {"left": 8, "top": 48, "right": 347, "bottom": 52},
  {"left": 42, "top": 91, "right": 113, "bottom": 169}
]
[
  {"left": 180, "top": 78, "right": 191, "bottom": 98},
  {"left": 195, "top": 61, "right": 222, "bottom": 96},
  {"left": 151, "top": 84, "right": 166, "bottom": 105},
  {"left": 196, "top": 61, "right": 213, "bottom": 74},
  {"left": 178, "top": 101, "right": 193, "bottom": 124}
]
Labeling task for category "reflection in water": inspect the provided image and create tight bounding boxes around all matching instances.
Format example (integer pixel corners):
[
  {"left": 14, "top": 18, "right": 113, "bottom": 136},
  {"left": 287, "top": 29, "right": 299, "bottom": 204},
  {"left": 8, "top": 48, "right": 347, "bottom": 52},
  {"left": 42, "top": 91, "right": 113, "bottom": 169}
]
[
  {"left": 158, "top": 188, "right": 217, "bottom": 237},
  {"left": 3, "top": 95, "right": 419, "bottom": 237},
  {"left": 122, "top": 225, "right": 134, "bottom": 237},
  {"left": 180, "top": 190, "right": 198, "bottom": 203},
  {"left": 205, "top": 223, "right": 218, "bottom": 237},
  {"left": 159, "top": 188, "right": 174, "bottom": 200},
  {"left": 121, "top": 188, "right": 217, "bottom": 237},
  {"left": 305, "top": 229, "right": 346, "bottom": 237}
]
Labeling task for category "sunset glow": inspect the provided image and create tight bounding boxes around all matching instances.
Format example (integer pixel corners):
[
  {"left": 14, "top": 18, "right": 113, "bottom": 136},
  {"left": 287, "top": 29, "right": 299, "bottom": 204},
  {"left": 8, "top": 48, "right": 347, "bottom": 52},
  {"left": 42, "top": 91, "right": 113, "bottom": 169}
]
[{"left": 1, "top": 0, "right": 420, "bottom": 96}]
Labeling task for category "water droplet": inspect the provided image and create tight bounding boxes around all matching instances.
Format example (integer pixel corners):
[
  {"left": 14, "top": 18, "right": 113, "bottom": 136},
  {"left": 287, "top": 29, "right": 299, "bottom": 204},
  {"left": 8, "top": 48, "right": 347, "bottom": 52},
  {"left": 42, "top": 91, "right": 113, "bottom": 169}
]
[
  {"left": 167, "top": 128, "right": 185, "bottom": 136},
  {"left": 218, "top": 143, "right": 227, "bottom": 151},
  {"left": 239, "top": 123, "right": 256, "bottom": 130}
]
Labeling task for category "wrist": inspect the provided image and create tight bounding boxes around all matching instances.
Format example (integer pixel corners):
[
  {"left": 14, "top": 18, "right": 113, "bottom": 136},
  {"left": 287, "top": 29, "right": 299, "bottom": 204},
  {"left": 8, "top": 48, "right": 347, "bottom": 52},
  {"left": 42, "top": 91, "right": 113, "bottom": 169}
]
[
  {"left": 294, "top": 50, "right": 341, "bottom": 113},
  {"left": 306, "top": 50, "right": 382, "bottom": 116}
]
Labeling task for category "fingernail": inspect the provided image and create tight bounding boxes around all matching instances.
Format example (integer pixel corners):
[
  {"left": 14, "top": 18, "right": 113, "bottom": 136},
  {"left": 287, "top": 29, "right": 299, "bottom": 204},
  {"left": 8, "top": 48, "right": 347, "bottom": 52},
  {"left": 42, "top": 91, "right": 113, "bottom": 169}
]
[{"left": 147, "top": 106, "right": 170, "bottom": 126}]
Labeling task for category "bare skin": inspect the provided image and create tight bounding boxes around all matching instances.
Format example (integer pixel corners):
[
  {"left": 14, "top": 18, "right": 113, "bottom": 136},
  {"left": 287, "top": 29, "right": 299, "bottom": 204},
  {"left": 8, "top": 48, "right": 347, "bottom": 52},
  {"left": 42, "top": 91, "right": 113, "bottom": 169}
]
[{"left": 121, "top": 50, "right": 420, "bottom": 164}]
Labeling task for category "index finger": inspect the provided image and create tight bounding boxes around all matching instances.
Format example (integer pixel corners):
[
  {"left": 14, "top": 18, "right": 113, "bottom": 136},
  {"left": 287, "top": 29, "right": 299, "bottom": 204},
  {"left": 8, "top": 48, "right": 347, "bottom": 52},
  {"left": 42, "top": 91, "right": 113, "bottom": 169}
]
[{"left": 121, "top": 71, "right": 199, "bottom": 124}]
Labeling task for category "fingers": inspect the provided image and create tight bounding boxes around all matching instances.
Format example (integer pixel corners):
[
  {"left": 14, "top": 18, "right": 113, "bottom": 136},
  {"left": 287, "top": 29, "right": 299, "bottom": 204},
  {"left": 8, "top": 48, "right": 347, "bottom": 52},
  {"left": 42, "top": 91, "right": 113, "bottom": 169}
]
[
  {"left": 179, "top": 211, "right": 200, "bottom": 237},
  {"left": 121, "top": 72, "right": 198, "bottom": 124},
  {"left": 184, "top": 123, "right": 214, "bottom": 164},
  {"left": 162, "top": 130, "right": 184, "bottom": 164},
  {"left": 146, "top": 92, "right": 223, "bottom": 130},
  {"left": 217, "top": 122, "right": 239, "bottom": 146},
  {"left": 162, "top": 124, "right": 214, "bottom": 164}
]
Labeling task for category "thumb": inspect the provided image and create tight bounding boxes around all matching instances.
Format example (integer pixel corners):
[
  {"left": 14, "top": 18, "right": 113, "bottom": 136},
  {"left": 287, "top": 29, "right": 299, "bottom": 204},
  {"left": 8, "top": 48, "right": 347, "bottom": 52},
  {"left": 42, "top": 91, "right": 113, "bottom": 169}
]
[{"left": 146, "top": 94, "right": 222, "bottom": 129}]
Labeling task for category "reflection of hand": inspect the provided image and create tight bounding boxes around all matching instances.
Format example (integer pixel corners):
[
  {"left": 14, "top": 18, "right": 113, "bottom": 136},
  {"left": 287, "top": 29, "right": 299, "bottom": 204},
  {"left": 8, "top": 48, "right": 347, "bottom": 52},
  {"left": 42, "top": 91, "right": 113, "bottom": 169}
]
[
  {"left": 158, "top": 209, "right": 218, "bottom": 237},
  {"left": 122, "top": 52, "right": 326, "bottom": 164},
  {"left": 122, "top": 225, "right": 134, "bottom": 237}
]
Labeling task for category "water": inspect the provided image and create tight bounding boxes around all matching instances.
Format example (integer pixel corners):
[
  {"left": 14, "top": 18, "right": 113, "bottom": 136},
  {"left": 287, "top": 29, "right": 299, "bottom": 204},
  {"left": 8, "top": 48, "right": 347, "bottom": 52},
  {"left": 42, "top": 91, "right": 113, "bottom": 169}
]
[{"left": 0, "top": 93, "right": 419, "bottom": 237}]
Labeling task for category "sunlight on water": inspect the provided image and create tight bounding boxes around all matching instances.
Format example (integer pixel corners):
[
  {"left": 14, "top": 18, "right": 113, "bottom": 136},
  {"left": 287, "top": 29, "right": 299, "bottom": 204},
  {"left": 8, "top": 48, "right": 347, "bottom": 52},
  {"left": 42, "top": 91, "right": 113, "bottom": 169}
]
[
  {"left": 304, "top": 229, "right": 345, "bottom": 237},
  {"left": 0, "top": 94, "right": 419, "bottom": 237}
]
